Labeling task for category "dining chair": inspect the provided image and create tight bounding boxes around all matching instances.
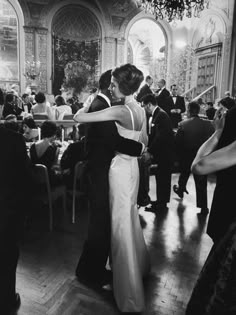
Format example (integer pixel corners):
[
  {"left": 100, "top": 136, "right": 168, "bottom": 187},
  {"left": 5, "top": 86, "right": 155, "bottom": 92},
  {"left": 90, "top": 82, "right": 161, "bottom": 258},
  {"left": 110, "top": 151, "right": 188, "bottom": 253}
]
[
  {"left": 33, "top": 114, "right": 49, "bottom": 120},
  {"left": 63, "top": 114, "right": 74, "bottom": 120},
  {"left": 71, "top": 161, "right": 88, "bottom": 223},
  {"left": 34, "top": 164, "right": 67, "bottom": 231}
]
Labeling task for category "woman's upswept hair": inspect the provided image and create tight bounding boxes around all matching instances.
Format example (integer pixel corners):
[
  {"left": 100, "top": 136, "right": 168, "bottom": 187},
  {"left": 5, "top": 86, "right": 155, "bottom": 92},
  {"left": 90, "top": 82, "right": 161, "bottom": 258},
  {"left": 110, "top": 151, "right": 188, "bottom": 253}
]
[{"left": 112, "top": 63, "right": 144, "bottom": 96}]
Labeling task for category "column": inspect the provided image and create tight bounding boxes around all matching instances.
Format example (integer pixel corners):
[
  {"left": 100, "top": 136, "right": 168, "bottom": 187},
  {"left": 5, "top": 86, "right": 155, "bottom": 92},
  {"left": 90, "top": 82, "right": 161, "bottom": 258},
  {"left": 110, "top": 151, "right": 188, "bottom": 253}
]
[
  {"left": 36, "top": 27, "right": 48, "bottom": 93},
  {"left": 116, "top": 37, "right": 125, "bottom": 66},
  {"left": 102, "top": 37, "right": 116, "bottom": 71}
]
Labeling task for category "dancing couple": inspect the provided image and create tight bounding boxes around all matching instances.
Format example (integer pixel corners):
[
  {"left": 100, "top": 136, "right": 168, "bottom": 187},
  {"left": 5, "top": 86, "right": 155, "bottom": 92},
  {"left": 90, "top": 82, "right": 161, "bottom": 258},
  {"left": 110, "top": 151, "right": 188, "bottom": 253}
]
[{"left": 74, "top": 63, "right": 150, "bottom": 314}]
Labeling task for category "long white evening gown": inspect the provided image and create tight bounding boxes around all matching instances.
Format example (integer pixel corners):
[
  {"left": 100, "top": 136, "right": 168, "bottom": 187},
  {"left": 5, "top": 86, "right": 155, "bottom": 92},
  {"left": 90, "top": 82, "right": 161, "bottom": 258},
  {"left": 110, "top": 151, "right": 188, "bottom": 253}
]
[{"left": 109, "top": 105, "right": 150, "bottom": 313}]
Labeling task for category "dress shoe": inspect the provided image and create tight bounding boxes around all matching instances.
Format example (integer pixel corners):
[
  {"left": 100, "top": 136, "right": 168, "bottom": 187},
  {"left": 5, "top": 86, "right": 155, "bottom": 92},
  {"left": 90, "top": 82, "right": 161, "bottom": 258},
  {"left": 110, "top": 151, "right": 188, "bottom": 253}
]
[
  {"left": 198, "top": 208, "right": 209, "bottom": 216},
  {"left": 137, "top": 197, "right": 151, "bottom": 208},
  {"left": 173, "top": 185, "right": 188, "bottom": 199},
  {"left": 76, "top": 269, "right": 112, "bottom": 289}
]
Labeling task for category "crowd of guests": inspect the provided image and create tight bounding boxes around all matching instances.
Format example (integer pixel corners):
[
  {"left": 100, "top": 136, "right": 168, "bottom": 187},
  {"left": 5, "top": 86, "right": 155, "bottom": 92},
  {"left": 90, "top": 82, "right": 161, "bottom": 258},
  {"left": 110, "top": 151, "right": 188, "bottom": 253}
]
[
  {"left": 0, "top": 85, "right": 86, "bottom": 122},
  {"left": 1, "top": 70, "right": 236, "bottom": 315}
]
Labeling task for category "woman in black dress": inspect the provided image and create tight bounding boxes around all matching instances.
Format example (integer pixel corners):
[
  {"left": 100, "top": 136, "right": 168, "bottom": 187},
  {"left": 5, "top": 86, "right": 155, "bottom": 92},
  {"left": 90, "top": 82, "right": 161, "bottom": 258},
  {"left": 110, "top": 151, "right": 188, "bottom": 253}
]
[{"left": 30, "top": 121, "right": 60, "bottom": 186}]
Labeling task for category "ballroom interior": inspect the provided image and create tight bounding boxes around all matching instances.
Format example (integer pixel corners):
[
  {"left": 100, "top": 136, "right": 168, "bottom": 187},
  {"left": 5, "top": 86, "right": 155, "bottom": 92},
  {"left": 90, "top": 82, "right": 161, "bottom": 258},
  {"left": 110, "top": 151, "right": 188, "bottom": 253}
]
[
  {"left": 1, "top": 0, "right": 236, "bottom": 315},
  {"left": 1, "top": 0, "right": 236, "bottom": 100}
]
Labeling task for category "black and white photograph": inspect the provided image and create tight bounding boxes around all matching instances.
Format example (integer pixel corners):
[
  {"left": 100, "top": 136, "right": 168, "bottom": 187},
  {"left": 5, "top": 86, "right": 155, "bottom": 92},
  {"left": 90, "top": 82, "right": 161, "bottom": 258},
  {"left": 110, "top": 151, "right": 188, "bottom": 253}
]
[{"left": 0, "top": 0, "right": 236, "bottom": 314}]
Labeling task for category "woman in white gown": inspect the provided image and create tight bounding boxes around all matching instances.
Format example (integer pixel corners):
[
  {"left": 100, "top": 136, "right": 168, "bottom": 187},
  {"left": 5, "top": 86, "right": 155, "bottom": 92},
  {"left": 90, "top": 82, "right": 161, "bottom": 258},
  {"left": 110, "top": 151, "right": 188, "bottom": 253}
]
[{"left": 74, "top": 63, "right": 150, "bottom": 313}]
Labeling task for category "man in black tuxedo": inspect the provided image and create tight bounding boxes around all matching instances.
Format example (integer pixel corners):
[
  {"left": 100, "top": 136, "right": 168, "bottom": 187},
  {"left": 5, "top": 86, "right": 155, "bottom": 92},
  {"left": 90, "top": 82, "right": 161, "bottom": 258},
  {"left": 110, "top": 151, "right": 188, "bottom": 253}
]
[
  {"left": 136, "top": 75, "right": 153, "bottom": 103},
  {"left": 75, "top": 70, "right": 143, "bottom": 288},
  {"left": 141, "top": 94, "right": 175, "bottom": 212},
  {"left": 173, "top": 101, "right": 215, "bottom": 215},
  {"left": 0, "top": 126, "right": 35, "bottom": 314},
  {"left": 154, "top": 79, "right": 170, "bottom": 110},
  {"left": 165, "top": 84, "right": 186, "bottom": 128}
]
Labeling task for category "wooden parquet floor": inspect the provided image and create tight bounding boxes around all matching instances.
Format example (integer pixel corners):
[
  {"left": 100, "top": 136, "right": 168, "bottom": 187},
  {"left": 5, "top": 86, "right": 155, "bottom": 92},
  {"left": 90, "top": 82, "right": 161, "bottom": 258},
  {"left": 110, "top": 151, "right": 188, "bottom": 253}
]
[{"left": 16, "top": 173, "right": 216, "bottom": 315}]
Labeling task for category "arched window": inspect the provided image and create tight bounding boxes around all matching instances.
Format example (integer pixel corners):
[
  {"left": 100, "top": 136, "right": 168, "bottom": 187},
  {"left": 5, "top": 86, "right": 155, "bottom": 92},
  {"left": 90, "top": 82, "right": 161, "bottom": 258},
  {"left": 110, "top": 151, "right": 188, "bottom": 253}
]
[{"left": 0, "top": 0, "right": 19, "bottom": 90}]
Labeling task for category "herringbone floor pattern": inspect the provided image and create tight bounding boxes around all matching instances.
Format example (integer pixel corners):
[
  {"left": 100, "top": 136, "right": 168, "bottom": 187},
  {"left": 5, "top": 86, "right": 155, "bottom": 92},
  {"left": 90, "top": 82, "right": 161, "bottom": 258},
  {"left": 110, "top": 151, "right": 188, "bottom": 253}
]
[{"left": 16, "top": 173, "right": 215, "bottom": 315}]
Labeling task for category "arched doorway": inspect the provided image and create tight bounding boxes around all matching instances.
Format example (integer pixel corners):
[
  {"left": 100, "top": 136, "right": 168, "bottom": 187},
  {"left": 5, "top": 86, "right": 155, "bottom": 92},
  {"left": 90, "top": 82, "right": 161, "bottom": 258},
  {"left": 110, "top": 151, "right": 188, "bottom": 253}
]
[
  {"left": 52, "top": 5, "right": 101, "bottom": 96},
  {"left": 128, "top": 19, "right": 166, "bottom": 84}
]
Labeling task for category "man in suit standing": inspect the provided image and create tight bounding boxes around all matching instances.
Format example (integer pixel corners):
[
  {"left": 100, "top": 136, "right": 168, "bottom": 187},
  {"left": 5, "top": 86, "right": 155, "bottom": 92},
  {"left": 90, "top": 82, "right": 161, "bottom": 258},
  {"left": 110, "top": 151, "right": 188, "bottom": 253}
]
[
  {"left": 173, "top": 101, "right": 215, "bottom": 215},
  {"left": 0, "top": 126, "right": 35, "bottom": 314},
  {"left": 165, "top": 84, "right": 186, "bottom": 128},
  {"left": 136, "top": 75, "right": 153, "bottom": 103},
  {"left": 75, "top": 70, "right": 143, "bottom": 289},
  {"left": 141, "top": 94, "right": 175, "bottom": 212},
  {"left": 154, "top": 79, "right": 170, "bottom": 110}
]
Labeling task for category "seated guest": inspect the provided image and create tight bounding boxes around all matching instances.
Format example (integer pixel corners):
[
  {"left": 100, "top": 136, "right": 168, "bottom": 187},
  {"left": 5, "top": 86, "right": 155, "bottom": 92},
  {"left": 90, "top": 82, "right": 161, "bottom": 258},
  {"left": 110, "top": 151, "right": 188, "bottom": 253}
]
[
  {"left": 53, "top": 95, "right": 72, "bottom": 120},
  {"left": 66, "top": 96, "right": 82, "bottom": 114},
  {"left": 22, "top": 93, "right": 33, "bottom": 114},
  {"left": 2, "top": 93, "right": 23, "bottom": 119},
  {"left": 206, "top": 101, "right": 216, "bottom": 120},
  {"left": 31, "top": 92, "right": 54, "bottom": 120},
  {"left": 60, "top": 124, "right": 86, "bottom": 189},
  {"left": 21, "top": 117, "right": 38, "bottom": 141},
  {"left": 30, "top": 121, "right": 60, "bottom": 185}
]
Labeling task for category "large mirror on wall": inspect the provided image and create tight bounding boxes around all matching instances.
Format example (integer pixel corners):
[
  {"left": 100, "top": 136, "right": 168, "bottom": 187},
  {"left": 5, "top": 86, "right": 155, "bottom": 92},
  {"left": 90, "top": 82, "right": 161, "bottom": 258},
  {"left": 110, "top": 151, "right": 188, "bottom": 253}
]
[{"left": 0, "top": 0, "right": 19, "bottom": 90}]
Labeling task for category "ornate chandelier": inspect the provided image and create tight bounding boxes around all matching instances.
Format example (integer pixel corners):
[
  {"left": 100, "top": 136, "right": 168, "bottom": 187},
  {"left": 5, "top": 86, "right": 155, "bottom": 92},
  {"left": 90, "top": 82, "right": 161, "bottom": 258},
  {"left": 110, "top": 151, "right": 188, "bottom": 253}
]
[{"left": 136, "top": 0, "right": 210, "bottom": 22}]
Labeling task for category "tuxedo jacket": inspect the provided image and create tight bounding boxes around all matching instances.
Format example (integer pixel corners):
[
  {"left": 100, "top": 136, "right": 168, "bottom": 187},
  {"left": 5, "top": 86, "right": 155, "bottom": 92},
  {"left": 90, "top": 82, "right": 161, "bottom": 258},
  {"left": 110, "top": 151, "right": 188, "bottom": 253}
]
[
  {"left": 85, "top": 95, "right": 142, "bottom": 166},
  {"left": 165, "top": 95, "right": 186, "bottom": 128},
  {"left": 148, "top": 106, "right": 175, "bottom": 163},
  {"left": 136, "top": 84, "right": 153, "bottom": 103},
  {"left": 155, "top": 88, "right": 170, "bottom": 111},
  {"left": 175, "top": 115, "right": 215, "bottom": 157}
]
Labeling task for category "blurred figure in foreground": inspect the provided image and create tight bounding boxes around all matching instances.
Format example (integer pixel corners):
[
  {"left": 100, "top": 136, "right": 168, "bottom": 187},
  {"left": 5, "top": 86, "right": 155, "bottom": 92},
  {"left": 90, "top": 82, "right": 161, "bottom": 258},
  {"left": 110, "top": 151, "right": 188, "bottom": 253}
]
[{"left": 186, "top": 106, "right": 236, "bottom": 315}]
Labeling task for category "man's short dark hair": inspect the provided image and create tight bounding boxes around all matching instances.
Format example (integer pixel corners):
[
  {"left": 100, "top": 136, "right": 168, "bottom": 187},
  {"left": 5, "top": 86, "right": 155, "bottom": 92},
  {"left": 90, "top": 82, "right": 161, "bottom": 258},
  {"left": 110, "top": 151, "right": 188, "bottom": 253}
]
[
  {"left": 188, "top": 101, "right": 200, "bottom": 115},
  {"left": 159, "top": 79, "right": 166, "bottom": 85},
  {"left": 5, "top": 93, "right": 14, "bottom": 103},
  {"left": 141, "top": 94, "right": 157, "bottom": 106},
  {"left": 146, "top": 75, "right": 152, "bottom": 82},
  {"left": 99, "top": 70, "right": 112, "bottom": 90},
  {"left": 22, "top": 93, "right": 29, "bottom": 99},
  {"left": 170, "top": 84, "right": 177, "bottom": 89},
  {"left": 35, "top": 92, "right": 46, "bottom": 104},
  {"left": 41, "top": 121, "right": 57, "bottom": 138}
]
